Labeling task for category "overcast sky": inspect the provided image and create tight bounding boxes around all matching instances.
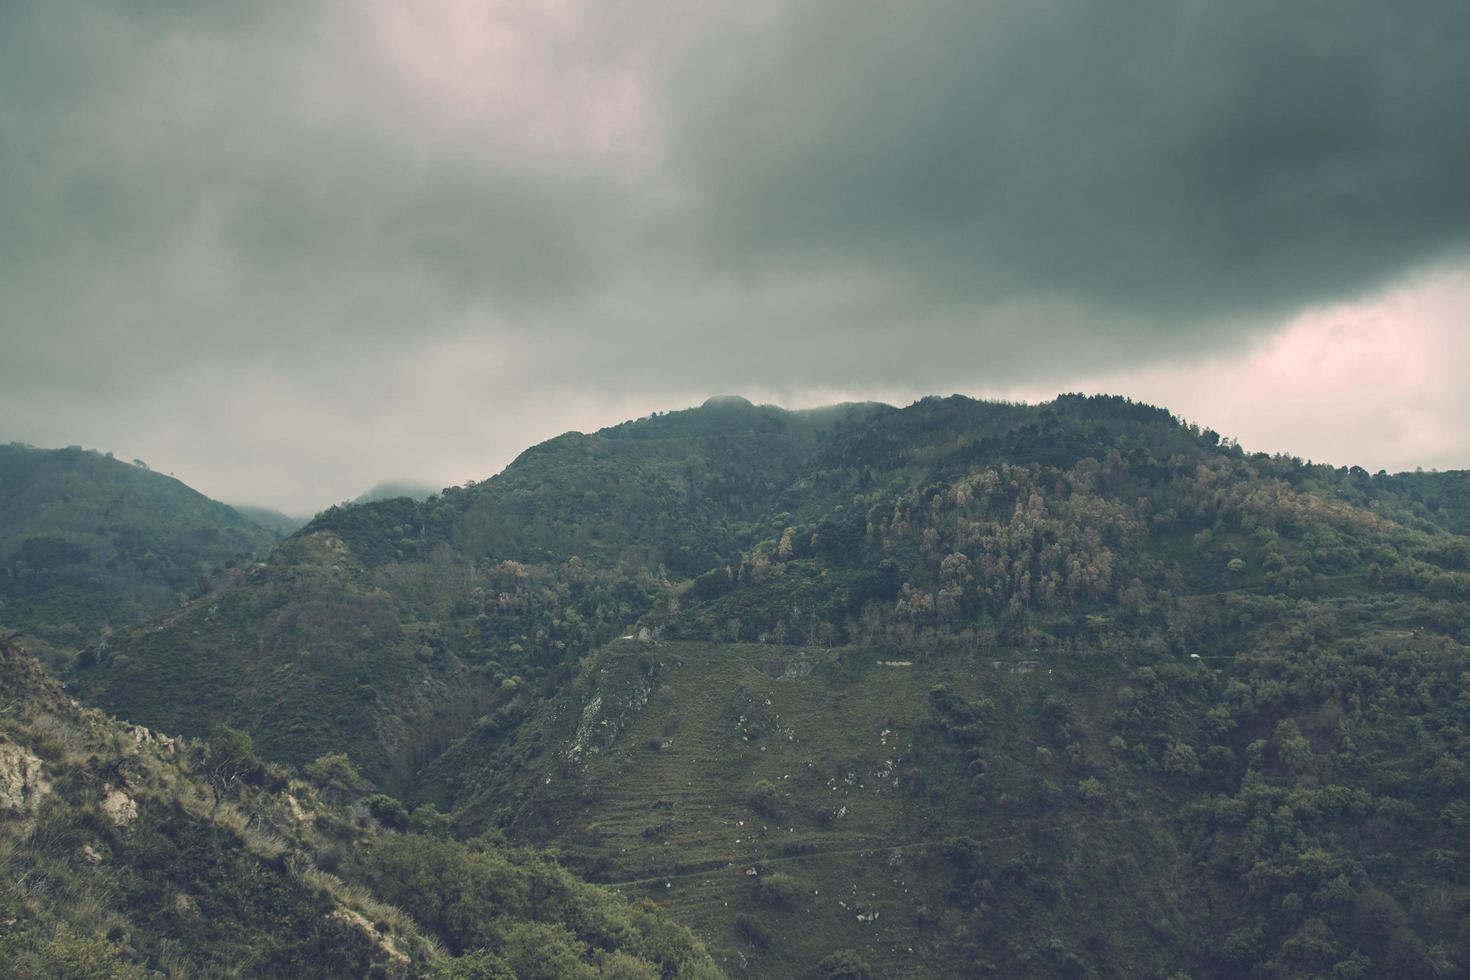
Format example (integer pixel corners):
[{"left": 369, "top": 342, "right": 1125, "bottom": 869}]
[{"left": 3, "top": 1, "right": 1469, "bottom": 513}]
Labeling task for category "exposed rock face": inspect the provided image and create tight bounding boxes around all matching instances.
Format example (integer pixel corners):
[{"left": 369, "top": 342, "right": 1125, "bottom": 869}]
[
  {"left": 126, "top": 724, "right": 177, "bottom": 753},
  {"left": 285, "top": 793, "right": 307, "bottom": 823},
  {"left": 0, "top": 742, "right": 48, "bottom": 814},
  {"left": 101, "top": 786, "right": 138, "bottom": 825}
]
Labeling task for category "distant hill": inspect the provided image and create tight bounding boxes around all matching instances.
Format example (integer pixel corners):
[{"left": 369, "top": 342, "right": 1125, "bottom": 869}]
[
  {"left": 0, "top": 443, "right": 282, "bottom": 664},
  {"left": 0, "top": 634, "right": 721, "bottom": 978},
  {"left": 353, "top": 481, "right": 439, "bottom": 505},
  {"left": 231, "top": 503, "right": 310, "bottom": 536},
  {"left": 69, "top": 396, "right": 1470, "bottom": 976}
]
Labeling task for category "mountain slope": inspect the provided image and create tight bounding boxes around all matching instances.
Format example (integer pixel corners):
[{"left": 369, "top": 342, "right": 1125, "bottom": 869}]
[
  {"left": 421, "top": 638, "right": 1205, "bottom": 978},
  {"left": 0, "top": 634, "right": 722, "bottom": 978},
  {"left": 65, "top": 394, "right": 1470, "bottom": 977},
  {"left": 417, "top": 395, "right": 1470, "bottom": 976},
  {"left": 0, "top": 444, "right": 282, "bottom": 663},
  {"left": 71, "top": 398, "right": 885, "bottom": 786}
]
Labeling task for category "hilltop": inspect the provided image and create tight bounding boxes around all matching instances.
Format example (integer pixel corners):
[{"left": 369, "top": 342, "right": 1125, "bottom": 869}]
[
  {"left": 353, "top": 481, "right": 441, "bottom": 506},
  {"left": 0, "top": 443, "right": 283, "bottom": 666}
]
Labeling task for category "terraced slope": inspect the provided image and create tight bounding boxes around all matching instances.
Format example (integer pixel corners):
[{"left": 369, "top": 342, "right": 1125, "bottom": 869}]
[{"left": 444, "top": 641, "right": 1200, "bottom": 978}]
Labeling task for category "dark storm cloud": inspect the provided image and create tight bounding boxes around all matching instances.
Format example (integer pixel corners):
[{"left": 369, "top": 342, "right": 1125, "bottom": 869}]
[
  {"left": 0, "top": 0, "right": 1467, "bottom": 509},
  {"left": 669, "top": 0, "right": 1470, "bottom": 320}
]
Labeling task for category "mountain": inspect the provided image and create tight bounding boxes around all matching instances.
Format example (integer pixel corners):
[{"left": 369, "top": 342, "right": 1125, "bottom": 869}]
[
  {"left": 66, "top": 395, "right": 1470, "bottom": 977},
  {"left": 69, "top": 397, "right": 888, "bottom": 788},
  {"left": 231, "top": 504, "right": 311, "bottom": 537},
  {"left": 0, "top": 633, "right": 722, "bottom": 978},
  {"left": 0, "top": 443, "right": 283, "bottom": 666}
]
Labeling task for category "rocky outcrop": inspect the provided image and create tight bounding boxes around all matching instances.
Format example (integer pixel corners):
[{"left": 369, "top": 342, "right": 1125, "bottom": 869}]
[
  {"left": 0, "top": 742, "right": 49, "bottom": 814},
  {"left": 101, "top": 786, "right": 138, "bottom": 826}
]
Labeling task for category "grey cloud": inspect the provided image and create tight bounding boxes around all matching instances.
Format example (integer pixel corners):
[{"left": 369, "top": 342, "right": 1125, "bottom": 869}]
[
  {"left": 668, "top": 0, "right": 1470, "bottom": 319},
  {"left": 0, "top": 2, "right": 627, "bottom": 347},
  {"left": 1, "top": 0, "right": 1468, "bottom": 510}
]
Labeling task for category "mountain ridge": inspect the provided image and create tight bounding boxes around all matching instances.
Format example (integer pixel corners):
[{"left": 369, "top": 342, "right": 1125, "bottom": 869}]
[{"left": 41, "top": 394, "right": 1470, "bottom": 976}]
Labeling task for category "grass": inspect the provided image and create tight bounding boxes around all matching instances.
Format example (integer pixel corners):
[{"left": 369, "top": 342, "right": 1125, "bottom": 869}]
[{"left": 493, "top": 639, "right": 1196, "bottom": 977}]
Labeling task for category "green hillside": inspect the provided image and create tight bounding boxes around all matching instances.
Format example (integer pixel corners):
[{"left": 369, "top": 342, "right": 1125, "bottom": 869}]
[
  {"left": 0, "top": 634, "right": 722, "bottom": 978},
  {"left": 427, "top": 640, "right": 1199, "bottom": 977},
  {"left": 70, "top": 398, "right": 886, "bottom": 786},
  {"left": 64, "top": 394, "right": 1470, "bottom": 976},
  {"left": 0, "top": 444, "right": 283, "bottom": 665}
]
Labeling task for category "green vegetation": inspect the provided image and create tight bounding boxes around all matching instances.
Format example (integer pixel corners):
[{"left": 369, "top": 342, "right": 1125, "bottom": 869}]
[
  {"left": 25, "top": 393, "right": 1470, "bottom": 976},
  {"left": 70, "top": 398, "right": 886, "bottom": 785},
  {"left": 0, "top": 634, "right": 720, "bottom": 978},
  {"left": 0, "top": 443, "right": 282, "bottom": 666}
]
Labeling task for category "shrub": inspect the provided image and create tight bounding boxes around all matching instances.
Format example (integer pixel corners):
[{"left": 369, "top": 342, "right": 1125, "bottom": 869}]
[
  {"left": 756, "top": 871, "right": 800, "bottom": 907},
  {"left": 364, "top": 794, "right": 409, "bottom": 830},
  {"left": 499, "top": 921, "right": 598, "bottom": 980},
  {"left": 428, "top": 949, "right": 515, "bottom": 979},
  {"left": 817, "top": 949, "right": 873, "bottom": 980},
  {"left": 747, "top": 779, "right": 781, "bottom": 818},
  {"left": 734, "top": 913, "right": 771, "bottom": 951},
  {"left": 409, "top": 803, "right": 454, "bottom": 838}
]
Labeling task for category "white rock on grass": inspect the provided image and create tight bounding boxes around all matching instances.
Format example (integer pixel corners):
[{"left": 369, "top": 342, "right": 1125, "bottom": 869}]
[
  {"left": 0, "top": 743, "right": 49, "bottom": 814},
  {"left": 101, "top": 787, "right": 138, "bottom": 826}
]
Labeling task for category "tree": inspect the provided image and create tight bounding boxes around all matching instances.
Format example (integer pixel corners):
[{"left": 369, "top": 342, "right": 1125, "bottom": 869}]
[
  {"left": 204, "top": 724, "right": 264, "bottom": 803},
  {"left": 1274, "top": 719, "right": 1312, "bottom": 773},
  {"left": 1163, "top": 740, "right": 1201, "bottom": 781},
  {"left": 1076, "top": 776, "right": 1108, "bottom": 804}
]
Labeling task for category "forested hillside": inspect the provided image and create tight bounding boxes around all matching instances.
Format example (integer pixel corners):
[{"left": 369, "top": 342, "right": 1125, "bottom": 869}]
[
  {"left": 59, "top": 395, "right": 1470, "bottom": 976},
  {"left": 0, "top": 444, "right": 283, "bottom": 666},
  {"left": 69, "top": 398, "right": 887, "bottom": 786}
]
